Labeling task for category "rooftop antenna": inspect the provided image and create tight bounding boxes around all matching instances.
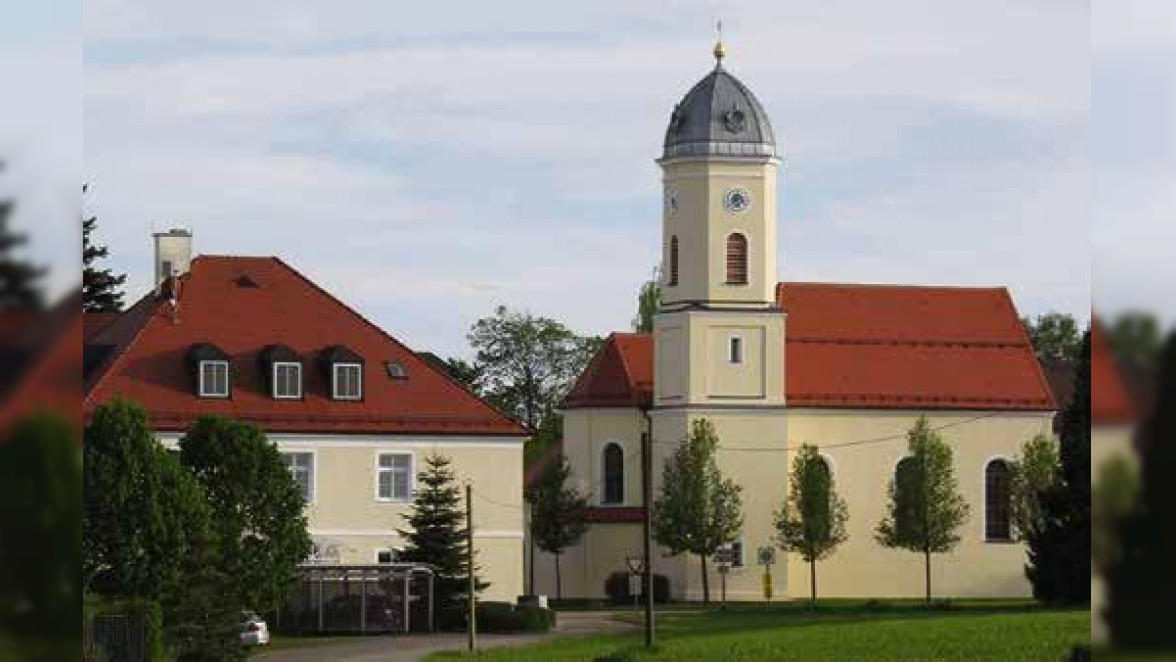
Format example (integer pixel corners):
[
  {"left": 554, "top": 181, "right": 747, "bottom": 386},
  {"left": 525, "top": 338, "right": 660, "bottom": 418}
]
[{"left": 713, "top": 18, "right": 726, "bottom": 66}]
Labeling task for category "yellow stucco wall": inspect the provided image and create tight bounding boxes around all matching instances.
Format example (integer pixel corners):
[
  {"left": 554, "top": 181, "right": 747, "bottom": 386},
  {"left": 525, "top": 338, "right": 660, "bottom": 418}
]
[
  {"left": 159, "top": 433, "right": 526, "bottom": 604},
  {"left": 547, "top": 407, "right": 1057, "bottom": 602}
]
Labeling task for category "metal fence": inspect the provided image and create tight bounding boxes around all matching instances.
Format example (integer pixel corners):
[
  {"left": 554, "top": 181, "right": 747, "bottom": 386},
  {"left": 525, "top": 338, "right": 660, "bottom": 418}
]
[
  {"left": 84, "top": 613, "right": 148, "bottom": 662},
  {"left": 273, "top": 564, "right": 435, "bottom": 636}
]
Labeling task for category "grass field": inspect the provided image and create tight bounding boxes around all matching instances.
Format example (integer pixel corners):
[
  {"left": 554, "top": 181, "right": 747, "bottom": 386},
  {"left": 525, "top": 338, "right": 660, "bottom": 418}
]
[{"left": 428, "top": 600, "right": 1090, "bottom": 662}]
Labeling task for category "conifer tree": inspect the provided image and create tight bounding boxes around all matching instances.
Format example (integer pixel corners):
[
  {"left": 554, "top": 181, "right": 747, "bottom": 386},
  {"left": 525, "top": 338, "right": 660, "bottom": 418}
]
[
  {"left": 0, "top": 192, "right": 45, "bottom": 311},
  {"left": 530, "top": 456, "right": 588, "bottom": 601},
  {"left": 82, "top": 184, "right": 126, "bottom": 313},
  {"left": 876, "top": 416, "right": 969, "bottom": 603},
  {"left": 1105, "top": 334, "right": 1176, "bottom": 650},
  {"left": 774, "top": 444, "right": 849, "bottom": 602},
  {"left": 398, "top": 454, "right": 486, "bottom": 628},
  {"left": 1025, "top": 332, "right": 1091, "bottom": 603},
  {"left": 653, "top": 419, "right": 743, "bottom": 604},
  {"left": 171, "top": 528, "right": 245, "bottom": 662}
]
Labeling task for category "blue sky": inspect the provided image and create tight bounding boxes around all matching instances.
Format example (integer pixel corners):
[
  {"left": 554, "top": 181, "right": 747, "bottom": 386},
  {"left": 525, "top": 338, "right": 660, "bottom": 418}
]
[{"left": 4, "top": 1, "right": 1172, "bottom": 356}]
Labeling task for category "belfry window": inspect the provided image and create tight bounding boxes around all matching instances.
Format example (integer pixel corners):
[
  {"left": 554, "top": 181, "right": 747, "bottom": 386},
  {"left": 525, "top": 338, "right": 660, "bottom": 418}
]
[
  {"left": 669, "top": 236, "right": 680, "bottom": 286},
  {"left": 602, "top": 443, "right": 625, "bottom": 505},
  {"left": 726, "top": 233, "right": 748, "bottom": 285}
]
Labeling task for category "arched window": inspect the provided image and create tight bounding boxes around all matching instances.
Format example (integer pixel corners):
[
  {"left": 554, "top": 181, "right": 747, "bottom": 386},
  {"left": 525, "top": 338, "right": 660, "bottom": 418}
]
[
  {"left": 985, "top": 459, "right": 1014, "bottom": 541},
  {"left": 602, "top": 443, "right": 624, "bottom": 505},
  {"left": 726, "top": 233, "right": 748, "bottom": 284},
  {"left": 668, "top": 236, "right": 679, "bottom": 286},
  {"left": 892, "top": 457, "right": 920, "bottom": 535}
]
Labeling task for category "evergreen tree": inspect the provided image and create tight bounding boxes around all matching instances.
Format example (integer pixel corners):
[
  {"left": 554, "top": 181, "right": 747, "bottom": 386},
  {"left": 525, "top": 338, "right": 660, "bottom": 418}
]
[
  {"left": 171, "top": 528, "right": 245, "bottom": 662},
  {"left": 652, "top": 419, "right": 743, "bottom": 604},
  {"left": 530, "top": 456, "right": 589, "bottom": 601},
  {"left": 398, "top": 454, "right": 486, "bottom": 628},
  {"left": 876, "top": 416, "right": 970, "bottom": 603},
  {"left": 774, "top": 444, "right": 849, "bottom": 603},
  {"left": 0, "top": 193, "right": 45, "bottom": 312},
  {"left": 1025, "top": 332, "right": 1091, "bottom": 603},
  {"left": 1105, "top": 334, "right": 1176, "bottom": 650},
  {"left": 82, "top": 184, "right": 126, "bottom": 313}
]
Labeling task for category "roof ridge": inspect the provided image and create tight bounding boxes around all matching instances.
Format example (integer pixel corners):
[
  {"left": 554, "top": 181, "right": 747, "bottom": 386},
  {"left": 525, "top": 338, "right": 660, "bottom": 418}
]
[
  {"left": 780, "top": 280, "right": 1007, "bottom": 292},
  {"left": 268, "top": 257, "right": 529, "bottom": 435}
]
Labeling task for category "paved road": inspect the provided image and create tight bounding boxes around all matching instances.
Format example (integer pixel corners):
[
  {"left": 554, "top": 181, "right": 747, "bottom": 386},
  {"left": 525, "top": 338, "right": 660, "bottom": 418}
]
[{"left": 254, "top": 612, "right": 633, "bottom": 662}]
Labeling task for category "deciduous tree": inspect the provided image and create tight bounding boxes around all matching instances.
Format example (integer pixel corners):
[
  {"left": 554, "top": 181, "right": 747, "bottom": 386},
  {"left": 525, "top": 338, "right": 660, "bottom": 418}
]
[
  {"left": 1011, "top": 433, "right": 1060, "bottom": 539},
  {"left": 530, "top": 456, "right": 588, "bottom": 601},
  {"left": 876, "top": 416, "right": 969, "bottom": 603},
  {"left": 180, "top": 416, "right": 312, "bottom": 611},
  {"left": 653, "top": 419, "right": 743, "bottom": 604},
  {"left": 631, "top": 267, "right": 661, "bottom": 334},
  {"left": 774, "top": 444, "right": 848, "bottom": 602},
  {"left": 1022, "top": 312, "right": 1083, "bottom": 363}
]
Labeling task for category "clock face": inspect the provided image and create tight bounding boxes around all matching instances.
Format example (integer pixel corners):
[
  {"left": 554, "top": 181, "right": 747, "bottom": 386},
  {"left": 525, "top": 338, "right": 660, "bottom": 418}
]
[
  {"left": 666, "top": 189, "right": 679, "bottom": 216},
  {"left": 724, "top": 188, "right": 751, "bottom": 214}
]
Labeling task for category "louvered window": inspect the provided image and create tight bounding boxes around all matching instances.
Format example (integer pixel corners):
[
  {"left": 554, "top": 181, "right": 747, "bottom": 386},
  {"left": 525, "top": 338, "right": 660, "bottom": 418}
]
[{"left": 726, "top": 233, "right": 748, "bottom": 284}]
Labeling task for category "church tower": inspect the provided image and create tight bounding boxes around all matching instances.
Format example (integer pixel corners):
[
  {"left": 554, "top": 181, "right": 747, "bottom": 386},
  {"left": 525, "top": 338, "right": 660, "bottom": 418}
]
[{"left": 653, "top": 38, "right": 786, "bottom": 409}]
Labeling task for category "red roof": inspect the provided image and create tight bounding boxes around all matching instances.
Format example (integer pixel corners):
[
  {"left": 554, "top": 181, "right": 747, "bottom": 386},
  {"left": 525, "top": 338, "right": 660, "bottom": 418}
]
[
  {"left": 563, "top": 333, "right": 653, "bottom": 408},
  {"left": 563, "top": 282, "right": 1056, "bottom": 411},
  {"left": 1, "top": 292, "right": 84, "bottom": 435},
  {"left": 1090, "top": 320, "right": 1134, "bottom": 424},
  {"left": 84, "top": 256, "right": 527, "bottom": 437},
  {"left": 83, "top": 313, "right": 119, "bottom": 340}
]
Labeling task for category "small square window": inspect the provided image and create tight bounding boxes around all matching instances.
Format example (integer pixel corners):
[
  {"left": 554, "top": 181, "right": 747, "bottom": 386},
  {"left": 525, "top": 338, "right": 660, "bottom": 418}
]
[
  {"left": 199, "top": 360, "right": 230, "bottom": 398},
  {"left": 728, "top": 337, "right": 743, "bottom": 364},
  {"left": 377, "top": 453, "right": 412, "bottom": 501},
  {"left": 376, "top": 549, "right": 398, "bottom": 564},
  {"left": 333, "top": 363, "right": 363, "bottom": 400},
  {"left": 273, "top": 362, "right": 302, "bottom": 399}
]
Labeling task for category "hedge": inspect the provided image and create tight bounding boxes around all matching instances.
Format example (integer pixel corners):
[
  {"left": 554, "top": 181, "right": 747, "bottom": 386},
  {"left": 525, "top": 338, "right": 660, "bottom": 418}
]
[
  {"left": 604, "top": 572, "right": 671, "bottom": 605},
  {"left": 475, "top": 602, "right": 556, "bottom": 633}
]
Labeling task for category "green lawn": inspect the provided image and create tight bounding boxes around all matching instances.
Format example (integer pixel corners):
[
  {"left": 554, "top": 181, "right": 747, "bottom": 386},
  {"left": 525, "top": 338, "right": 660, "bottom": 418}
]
[{"left": 428, "top": 600, "right": 1091, "bottom": 662}]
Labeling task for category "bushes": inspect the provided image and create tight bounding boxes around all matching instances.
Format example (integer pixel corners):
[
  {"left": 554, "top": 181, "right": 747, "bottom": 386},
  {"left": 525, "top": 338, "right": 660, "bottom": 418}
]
[
  {"left": 604, "top": 572, "right": 671, "bottom": 605},
  {"left": 475, "top": 602, "right": 556, "bottom": 633},
  {"left": 84, "top": 597, "right": 166, "bottom": 662}
]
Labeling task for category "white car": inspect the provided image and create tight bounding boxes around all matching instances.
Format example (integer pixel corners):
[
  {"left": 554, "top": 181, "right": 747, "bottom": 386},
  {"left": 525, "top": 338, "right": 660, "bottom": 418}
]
[{"left": 240, "top": 612, "right": 271, "bottom": 647}]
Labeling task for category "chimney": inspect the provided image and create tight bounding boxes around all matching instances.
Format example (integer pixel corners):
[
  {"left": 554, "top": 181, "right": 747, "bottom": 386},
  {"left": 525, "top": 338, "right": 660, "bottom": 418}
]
[{"left": 153, "top": 228, "right": 193, "bottom": 295}]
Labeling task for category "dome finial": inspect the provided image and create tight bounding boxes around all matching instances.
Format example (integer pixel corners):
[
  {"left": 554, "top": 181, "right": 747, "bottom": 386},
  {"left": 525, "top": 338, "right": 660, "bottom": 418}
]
[{"left": 713, "top": 18, "right": 726, "bottom": 66}]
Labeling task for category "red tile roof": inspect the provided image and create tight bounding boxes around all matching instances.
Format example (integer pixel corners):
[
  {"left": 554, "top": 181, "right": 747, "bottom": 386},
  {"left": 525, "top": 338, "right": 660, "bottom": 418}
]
[
  {"left": 1091, "top": 321, "right": 1135, "bottom": 424},
  {"left": 563, "top": 333, "right": 653, "bottom": 408},
  {"left": 83, "top": 313, "right": 119, "bottom": 340},
  {"left": 563, "top": 282, "right": 1056, "bottom": 411},
  {"left": 84, "top": 256, "right": 527, "bottom": 437},
  {"left": 1, "top": 292, "right": 84, "bottom": 435}
]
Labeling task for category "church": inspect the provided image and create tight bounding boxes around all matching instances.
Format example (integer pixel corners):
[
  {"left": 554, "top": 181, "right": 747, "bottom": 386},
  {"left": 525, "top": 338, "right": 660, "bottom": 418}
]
[{"left": 530, "top": 40, "right": 1057, "bottom": 601}]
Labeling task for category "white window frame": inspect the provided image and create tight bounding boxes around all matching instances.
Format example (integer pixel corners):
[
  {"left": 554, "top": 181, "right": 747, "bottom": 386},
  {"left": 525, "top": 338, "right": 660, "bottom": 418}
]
[
  {"left": 198, "top": 360, "right": 230, "bottom": 398},
  {"left": 333, "top": 362, "right": 364, "bottom": 400},
  {"left": 375, "top": 452, "right": 414, "bottom": 502},
  {"left": 282, "top": 451, "right": 316, "bottom": 504},
  {"left": 728, "top": 335, "right": 744, "bottom": 365},
  {"left": 272, "top": 362, "right": 303, "bottom": 400}
]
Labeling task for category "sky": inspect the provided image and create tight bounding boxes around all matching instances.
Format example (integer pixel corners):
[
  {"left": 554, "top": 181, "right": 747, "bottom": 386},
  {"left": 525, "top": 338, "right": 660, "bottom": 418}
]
[{"left": 2, "top": 1, "right": 1172, "bottom": 357}]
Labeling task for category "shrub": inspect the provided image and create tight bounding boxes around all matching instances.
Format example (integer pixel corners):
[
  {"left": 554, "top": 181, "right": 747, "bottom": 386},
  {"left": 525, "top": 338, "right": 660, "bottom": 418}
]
[
  {"left": 604, "top": 572, "right": 671, "bottom": 605},
  {"left": 475, "top": 602, "right": 555, "bottom": 633},
  {"left": 84, "top": 597, "right": 165, "bottom": 662}
]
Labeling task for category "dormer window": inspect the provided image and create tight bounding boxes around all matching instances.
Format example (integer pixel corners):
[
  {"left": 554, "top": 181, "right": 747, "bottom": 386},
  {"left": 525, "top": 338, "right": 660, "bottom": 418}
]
[
  {"left": 320, "top": 345, "right": 365, "bottom": 401},
  {"left": 260, "top": 344, "right": 303, "bottom": 400},
  {"left": 199, "top": 360, "right": 230, "bottom": 398},
  {"left": 333, "top": 363, "right": 363, "bottom": 400},
  {"left": 186, "top": 343, "right": 231, "bottom": 399}
]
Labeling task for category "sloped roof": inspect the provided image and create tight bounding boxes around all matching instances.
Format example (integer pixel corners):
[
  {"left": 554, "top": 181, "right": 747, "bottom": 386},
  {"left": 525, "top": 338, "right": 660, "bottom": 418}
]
[
  {"left": 563, "top": 282, "right": 1056, "bottom": 411},
  {"left": 83, "top": 313, "right": 119, "bottom": 340},
  {"left": 562, "top": 333, "right": 653, "bottom": 409},
  {"left": 1, "top": 291, "right": 84, "bottom": 435},
  {"left": 1090, "top": 320, "right": 1135, "bottom": 424},
  {"left": 84, "top": 256, "right": 526, "bottom": 437}
]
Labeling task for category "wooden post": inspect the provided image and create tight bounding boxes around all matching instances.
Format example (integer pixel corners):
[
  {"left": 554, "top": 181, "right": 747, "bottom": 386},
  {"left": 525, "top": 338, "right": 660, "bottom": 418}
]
[{"left": 466, "top": 484, "right": 477, "bottom": 652}]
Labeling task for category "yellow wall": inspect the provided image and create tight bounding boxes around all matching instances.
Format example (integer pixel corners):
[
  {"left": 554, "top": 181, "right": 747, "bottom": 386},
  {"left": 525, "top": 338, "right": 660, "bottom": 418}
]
[{"left": 158, "top": 433, "right": 526, "bottom": 603}]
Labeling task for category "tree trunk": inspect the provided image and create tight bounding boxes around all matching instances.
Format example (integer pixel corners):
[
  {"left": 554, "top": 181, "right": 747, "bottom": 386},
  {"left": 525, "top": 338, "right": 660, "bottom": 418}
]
[
  {"left": 810, "top": 559, "right": 817, "bottom": 604},
  {"left": 555, "top": 553, "right": 563, "bottom": 602},
  {"left": 700, "top": 554, "right": 710, "bottom": 605},
  {"left": 924, "top": 547, "right": 932, "bottom": 604}
]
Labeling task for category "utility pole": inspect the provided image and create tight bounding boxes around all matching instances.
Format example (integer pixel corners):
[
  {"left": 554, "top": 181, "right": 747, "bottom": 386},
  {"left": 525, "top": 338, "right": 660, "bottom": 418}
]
[
  {"left": 466, "top": 483, "right": 477, "bottom": 652},
  {"left": 641, "top": 427, "right": 655, "bottom": 647}
]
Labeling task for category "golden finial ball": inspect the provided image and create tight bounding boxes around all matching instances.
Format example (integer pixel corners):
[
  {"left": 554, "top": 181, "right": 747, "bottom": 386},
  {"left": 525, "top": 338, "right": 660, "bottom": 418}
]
[{"left": 713, "top": 40, "right": 727, "bottom": 62}]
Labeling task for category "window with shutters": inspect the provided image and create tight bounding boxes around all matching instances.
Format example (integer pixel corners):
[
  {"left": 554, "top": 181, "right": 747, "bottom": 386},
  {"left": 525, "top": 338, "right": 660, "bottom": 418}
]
[
  {"left": 668, "top": 236, "right": 680, "bottom": 286},
  {"left": 726, "top": 233, "right": 748, "bottom": 284},
  {"left": 377, "top": 453, "right": 413, "bottom": 502},
  {"left": 985, "top": 459, "right": 1014, "bottom": 542}
]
